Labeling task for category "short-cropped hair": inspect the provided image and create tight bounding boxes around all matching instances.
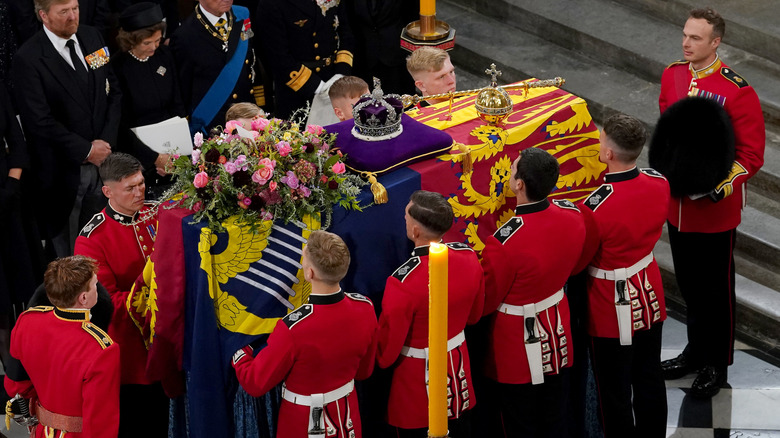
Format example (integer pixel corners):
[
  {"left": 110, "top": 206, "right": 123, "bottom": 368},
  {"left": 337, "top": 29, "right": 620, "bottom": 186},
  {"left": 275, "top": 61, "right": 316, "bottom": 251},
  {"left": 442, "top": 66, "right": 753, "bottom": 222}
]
[
  {"left": 116, "top": 21, "right": 167, "bottom": 52},
  {"left": 515, "top": 148, "right": 560, "bottom": 202},
  {"left": 328, "top": 76, "right": 369, "bottom": 101},
  {"left": 408, "top": 190, "right": 454, "bottom": 236},
  {"left": 406, "top": 47, "right": 450, "bottom": 76},
  {"left": 44, "top": 255, "right": 98, "bottom": 308},
  {"left": 689, "top": 7, "right": 725, "bottom": 39},
  {"left": 99, "top": 152, "right": 143, "bottom": 183},
  {"left": 305, "top": 230, "right": 350, "bottom": 284},
  {"left": 34, "top": 0, "right": 68, "bottom": 21},
  {"left": 225, "top": 102, "right": 265, "bottom": 122},
  {"left": 603, "top": 113, "right": 647, "bottom": 162}
]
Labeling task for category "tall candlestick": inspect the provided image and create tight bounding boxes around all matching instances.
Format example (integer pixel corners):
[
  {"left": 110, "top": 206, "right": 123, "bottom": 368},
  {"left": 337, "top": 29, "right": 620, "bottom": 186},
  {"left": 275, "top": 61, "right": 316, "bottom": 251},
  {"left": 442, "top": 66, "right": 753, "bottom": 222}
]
[
  {"left": 420, "top": 0, "right": 435, "bottom": 16},
  {"left": 428, "top": 242, "right": 448, "bottom": 437}
]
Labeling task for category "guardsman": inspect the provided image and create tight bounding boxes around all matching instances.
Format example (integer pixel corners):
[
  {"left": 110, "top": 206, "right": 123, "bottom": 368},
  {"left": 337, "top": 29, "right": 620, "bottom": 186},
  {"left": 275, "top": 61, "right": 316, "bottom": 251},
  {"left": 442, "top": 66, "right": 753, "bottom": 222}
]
[
  {"left": 233, "top": 230, "right": 378, "bottom": 438},
  {"left": 4, "top": 256, "right": 120, "bottom": 438},
  {"left": 74, "top": 153, "right": 168, "bottom": 437},
  {"left": 257, "top": 0, "right": 355, "bottom": 119},
  {"left": 657, "top": 7, "right": 765, "bottom": 397},
  {"left": 171, "top": 0, "right": 266, "bottom": 134},
  {"left": 377, "top": 190, "right": 485, "bottom": 437},
  {"left": 581, "top": 114, "right": 670, "bottom": 437},
  {"left": 480, "top": 147, "right": 591, "bottom": 437}
]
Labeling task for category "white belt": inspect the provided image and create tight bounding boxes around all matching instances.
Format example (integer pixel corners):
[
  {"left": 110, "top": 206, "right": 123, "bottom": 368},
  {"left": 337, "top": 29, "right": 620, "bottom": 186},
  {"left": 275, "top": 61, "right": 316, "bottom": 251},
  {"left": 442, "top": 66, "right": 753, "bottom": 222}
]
[
  {"left": 587, "top": 252, "right": 654, "bottom": 346},
  {"left": 282, "top": 380, "right": 355, "bottom": 438},
  {"left": 497, "top": 289, "right": 564, "bottom": 385},
  {"left": 400, "top": 330, "right": 465, "bottom": 359},
  {"left": 281, "top": 380, "right": 354, "bottom": 406},
  {"left": 497, "top": 289, "right": 564, "bottom": 316},
  {"left": 586, "top": 253, "right": 654, "bottom": 280}
]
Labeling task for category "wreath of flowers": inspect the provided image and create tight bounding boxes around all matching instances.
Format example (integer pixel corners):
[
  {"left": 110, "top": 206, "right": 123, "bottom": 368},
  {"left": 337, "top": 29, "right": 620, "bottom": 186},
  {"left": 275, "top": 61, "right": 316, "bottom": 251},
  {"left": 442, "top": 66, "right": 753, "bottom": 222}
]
[{"left": 168, "top": 117, "right": 365, "bottom": 232}]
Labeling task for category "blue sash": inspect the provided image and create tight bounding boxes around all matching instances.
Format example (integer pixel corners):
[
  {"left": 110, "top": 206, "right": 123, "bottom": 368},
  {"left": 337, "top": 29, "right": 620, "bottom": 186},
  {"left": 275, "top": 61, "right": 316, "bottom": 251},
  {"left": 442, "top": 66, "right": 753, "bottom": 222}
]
[{"left": 190, "top": 6, "right": 250, "bottom": 135}]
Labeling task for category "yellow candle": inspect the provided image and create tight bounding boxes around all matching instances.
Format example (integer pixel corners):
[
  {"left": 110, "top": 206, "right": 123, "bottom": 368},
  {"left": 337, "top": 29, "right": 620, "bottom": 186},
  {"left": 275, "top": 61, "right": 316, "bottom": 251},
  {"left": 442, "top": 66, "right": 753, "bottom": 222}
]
[
  {"left": 428, "top": 242, "right": 448, "bottom": 437},
  {"left": 420, "top": 0, "right": 435, "bottom": 16}
]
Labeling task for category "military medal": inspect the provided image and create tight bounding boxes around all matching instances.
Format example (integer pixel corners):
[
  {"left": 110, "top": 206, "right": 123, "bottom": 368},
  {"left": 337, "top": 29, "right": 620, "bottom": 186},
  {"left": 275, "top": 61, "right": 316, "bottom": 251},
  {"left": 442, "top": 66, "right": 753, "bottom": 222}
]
[
  {"left": 85, "top": 46, "right": 110, "bottom": 70},
  {"left": 241, "top": 19, "right": 254, "bottom": 41}
]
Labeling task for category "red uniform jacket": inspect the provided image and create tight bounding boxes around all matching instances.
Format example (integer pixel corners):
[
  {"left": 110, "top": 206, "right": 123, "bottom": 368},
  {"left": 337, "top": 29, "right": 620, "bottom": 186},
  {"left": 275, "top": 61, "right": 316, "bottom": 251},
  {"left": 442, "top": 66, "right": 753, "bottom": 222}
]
[
  {"left": 5, "top": 307, "right": 120, "bottom": 438},
  {"left": 580, "top": 168, "right": 670, "bottom": 338},
  {"left": 377, "top": 243, "right": 485, "bottom": 429},
  {"left": 481, "top": 199, "right": 588, "bottom": 384},
  {"left": 234, "top": 291, "right": 378, "bottom": 438},
  {"left": 659, "top": 58, "right": 765, "bottom": 233},
  {"left": 74, "top": 202, "right": 157, "bottom": 385}
]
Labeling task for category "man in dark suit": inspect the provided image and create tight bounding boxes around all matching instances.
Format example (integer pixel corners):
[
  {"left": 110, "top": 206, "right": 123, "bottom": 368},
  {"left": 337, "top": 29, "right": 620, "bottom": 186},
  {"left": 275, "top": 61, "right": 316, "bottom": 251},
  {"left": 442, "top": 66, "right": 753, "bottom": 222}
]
[
  {"left": 171, "top": 0, "right": 266, "bottom": 134},
  {"left": 258, "top": 0, "right": 355, "bottom": 119},
  {"left": 12, "top": 0, "right": 121, "bottom": 258},
  {"left": 9, "top": 0, "right": 111, "bottom": 45}
]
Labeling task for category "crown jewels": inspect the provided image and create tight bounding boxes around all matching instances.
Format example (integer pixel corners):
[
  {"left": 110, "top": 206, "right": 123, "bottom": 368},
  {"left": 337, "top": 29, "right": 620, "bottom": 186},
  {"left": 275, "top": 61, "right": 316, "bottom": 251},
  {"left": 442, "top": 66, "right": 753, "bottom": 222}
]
[{"left": 351, "top": 78, "right": 404, "bottom": 141}]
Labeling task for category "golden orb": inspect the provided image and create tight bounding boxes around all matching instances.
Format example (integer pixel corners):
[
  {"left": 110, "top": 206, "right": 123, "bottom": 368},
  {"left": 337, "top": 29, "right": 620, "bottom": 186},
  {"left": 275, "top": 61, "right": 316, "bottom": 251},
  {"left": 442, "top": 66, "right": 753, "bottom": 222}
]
[{"left": 475, "top": 86, "right": 512, "bottom": 126}]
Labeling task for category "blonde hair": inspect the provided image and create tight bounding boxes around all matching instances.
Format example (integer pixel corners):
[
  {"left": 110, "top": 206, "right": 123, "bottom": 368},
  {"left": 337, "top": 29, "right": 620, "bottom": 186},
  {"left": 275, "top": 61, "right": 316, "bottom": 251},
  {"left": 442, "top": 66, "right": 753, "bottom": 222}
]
[
  {"left": 328, "top": 76, "right": 369, "bottom": 101},
  {"left": 406, "top": 47, "right": 450, "bottom": 76},
  {"left": 226, "top": 102, "right": 265, "bottom": 122},
  {"left": 305, "top": 231, "right": 350, "bottom": 284}
]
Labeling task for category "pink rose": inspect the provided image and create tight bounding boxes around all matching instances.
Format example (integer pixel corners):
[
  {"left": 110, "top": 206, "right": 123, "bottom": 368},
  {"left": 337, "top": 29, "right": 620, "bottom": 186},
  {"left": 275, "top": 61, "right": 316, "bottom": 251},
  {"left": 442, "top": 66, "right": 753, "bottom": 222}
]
[
  {"left": 192, "top": 201, "right": 203, "bottom": 212},
  {"left": 242, "top": 197, "right": 252, "bottom": 206},
  {"left": 258, "top": 157, "right": 276, "bottom": 171},
  {"left": 193, "top": 132, "right": 203, "bottom": 148},
  {"left": 191, "top": 149, "right": 201, "bottom": 165},
  {"left": 331, "top": 162, "right": 346, "bottom": 175},
  {"left": 251, "top": 117, "right": 270, "bottom": 131},
  {"left": 269, "top": 181, "right": 277, "bottom": 191},
  {"left": 193, "top": 171, "right": 209, "bottom": 188},
  {"left": 251, "top": 169, "right": 268, "bottom": 185},
  {"left": 298, "top": 185, "right": 311, "bottom": 198},
  {"left": 280, "top": 171, "right": 299, "bottom": 189},
  {"left": 225, "top": 120, "right": 240, "bottom": 133},
  {"left": 276, "top": 141, "right": 292, "bottom": 157},
  {"left": 223, "top": 161, "right": 238, "bottom": 174},
  {"left": 306, "top": 124, "right": 324, "bottom": 135}
]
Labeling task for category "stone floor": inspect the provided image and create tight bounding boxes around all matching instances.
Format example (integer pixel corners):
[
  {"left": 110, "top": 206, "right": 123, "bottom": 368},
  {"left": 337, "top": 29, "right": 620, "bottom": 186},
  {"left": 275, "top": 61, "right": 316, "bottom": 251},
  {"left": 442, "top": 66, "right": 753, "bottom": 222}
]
[{"left": 2, "top": 315, "right": 779, "bottom": 437}]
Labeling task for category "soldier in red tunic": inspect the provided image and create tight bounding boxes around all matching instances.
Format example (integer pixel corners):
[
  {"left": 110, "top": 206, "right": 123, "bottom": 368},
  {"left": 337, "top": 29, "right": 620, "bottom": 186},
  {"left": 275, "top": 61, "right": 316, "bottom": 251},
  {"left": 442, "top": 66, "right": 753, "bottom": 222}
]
[
  {"left": 658, "top": 7, "right": 765, "bottom": 397},
  {"left": 232, "top": 230, "right": 378, "bottom": 438},
  {"left": 74, "top": 153, "right": 168, "bottom": 436},
  {"left": 4, "top": 256, "right": 120, "bottom": 438},
  {"left": 580, "top": 114, "right": 670, "bottom": 437},
  {"left": 480, "top": 148, "right": 591, "bottom": 437},
  {"left": 376, "top": 190, "right": 485, "bottom": 437}
]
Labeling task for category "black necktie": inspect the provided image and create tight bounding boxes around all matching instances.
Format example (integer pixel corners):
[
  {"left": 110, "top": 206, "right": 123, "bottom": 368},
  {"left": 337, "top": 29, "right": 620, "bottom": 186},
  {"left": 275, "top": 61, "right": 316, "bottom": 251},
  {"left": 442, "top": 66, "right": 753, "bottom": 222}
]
[{"left": 66, "top": 39, "right": 88, "bottom": 83}]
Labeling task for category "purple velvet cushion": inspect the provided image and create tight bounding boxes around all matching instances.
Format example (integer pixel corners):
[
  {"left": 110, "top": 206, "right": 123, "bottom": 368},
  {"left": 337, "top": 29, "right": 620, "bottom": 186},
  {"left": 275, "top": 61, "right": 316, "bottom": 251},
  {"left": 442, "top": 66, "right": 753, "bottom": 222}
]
[{"left": 325, "top": 114, "right": 453, "bottom": 173}]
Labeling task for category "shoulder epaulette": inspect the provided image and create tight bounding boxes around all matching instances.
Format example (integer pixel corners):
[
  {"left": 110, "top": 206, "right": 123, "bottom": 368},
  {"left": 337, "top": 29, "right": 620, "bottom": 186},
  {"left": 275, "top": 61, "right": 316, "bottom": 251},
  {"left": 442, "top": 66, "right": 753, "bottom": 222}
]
[
  {"left": 24, "top": 306, "right": 53, "bottom": 313},
  {"left": 494, "top": 217, "right": 524, "bottom": 245},
  {"left": 346, "top": 292, "right": 373, "bottom": 306},
  {"left": 79, "top": 212, "right": 105, "bottom": 238},
  {"left": 82, "top": 322, "right": 113, "bottom": 350},
  {"left": 445, "top": 242, "right": 473, "bottom": 251},
  {"left": 392, "top": 257, "right": 421, "bottom": 283},
  {"left": 583, "top": 184, "right": 614, "bottom": 211},
  {"left": 721, "top": 67, "right": 749, "bottom": 88},
  {"left": 666, "top": 59, "right": 688, "bottom": 69},
  {"left": 552, "top": 199, "right": 579, "bottom": 211},
  {"left": 283, "top": 304, "right": 313, "bottom": 329},
  {"left": 640, "top": 168, "right": 666, "bottom": 179}
]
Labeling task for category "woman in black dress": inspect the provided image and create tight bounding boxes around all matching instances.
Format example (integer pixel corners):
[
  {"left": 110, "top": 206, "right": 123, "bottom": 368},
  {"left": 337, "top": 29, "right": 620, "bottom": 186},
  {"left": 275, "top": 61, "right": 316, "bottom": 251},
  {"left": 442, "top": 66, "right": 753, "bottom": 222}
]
[{"left": 114, "top": 2, "right": 186, "bottom": 199}]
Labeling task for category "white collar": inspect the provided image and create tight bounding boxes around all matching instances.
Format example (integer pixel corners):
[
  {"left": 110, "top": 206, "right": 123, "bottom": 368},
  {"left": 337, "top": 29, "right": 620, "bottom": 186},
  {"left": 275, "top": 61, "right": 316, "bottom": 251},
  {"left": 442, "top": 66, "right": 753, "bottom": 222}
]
[
  {"left": 43, "top": 25, "right": 79, "bottom": 55},
  {"left": 199, "top": 5, "right": 228, "bottom": 27}
]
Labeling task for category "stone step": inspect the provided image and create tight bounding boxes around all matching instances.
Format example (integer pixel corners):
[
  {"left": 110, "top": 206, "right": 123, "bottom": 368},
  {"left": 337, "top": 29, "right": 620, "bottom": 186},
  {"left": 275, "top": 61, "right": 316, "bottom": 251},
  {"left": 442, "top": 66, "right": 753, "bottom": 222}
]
[
  {"left": 439, "top": 0, "right": 780, "bottom": 204},
  {"left": 612, "top": 0, "right": 780, "bottom": 75},
  {"left": 655, "top": 237, "right": 780, "bottom": 356},
  {"left": 443, "top": 0, "right": 780, "bottom": 126}
]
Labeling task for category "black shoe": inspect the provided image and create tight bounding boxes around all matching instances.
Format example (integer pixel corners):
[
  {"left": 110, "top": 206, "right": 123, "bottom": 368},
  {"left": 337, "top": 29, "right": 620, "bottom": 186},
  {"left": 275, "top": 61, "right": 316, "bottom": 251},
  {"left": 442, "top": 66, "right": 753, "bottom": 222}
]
[
  {"left": 690, "top": 366, "right": 727, "bottom": 398},
  {"left": 661, "top": 353, "right": 693, "bottom": 380}
]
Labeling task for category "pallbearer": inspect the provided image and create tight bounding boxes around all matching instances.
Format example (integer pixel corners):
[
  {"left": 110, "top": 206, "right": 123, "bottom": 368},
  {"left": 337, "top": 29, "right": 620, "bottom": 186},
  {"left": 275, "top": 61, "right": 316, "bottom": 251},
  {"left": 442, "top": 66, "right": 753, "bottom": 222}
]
[
  {"left": 480, "top": 148, "right": 592, "bottom": 437},
  {"left": 232, "top": 231, "right": 378, "bottom": 438},
  {"left": 377, "top": 190, "right": 485, "bottom": 437}
]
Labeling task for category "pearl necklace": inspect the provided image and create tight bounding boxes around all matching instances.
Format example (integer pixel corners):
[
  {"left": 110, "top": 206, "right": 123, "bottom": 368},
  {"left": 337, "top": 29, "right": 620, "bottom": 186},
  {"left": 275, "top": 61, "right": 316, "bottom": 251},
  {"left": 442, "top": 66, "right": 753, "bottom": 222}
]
[{"left": 129, "top": 50, "right": 150, "bottom": 62}]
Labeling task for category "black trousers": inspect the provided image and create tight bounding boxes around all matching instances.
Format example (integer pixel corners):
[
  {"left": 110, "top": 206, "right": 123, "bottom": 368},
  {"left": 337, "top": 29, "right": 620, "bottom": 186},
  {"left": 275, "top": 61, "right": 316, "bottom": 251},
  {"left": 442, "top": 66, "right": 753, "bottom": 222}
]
[
  {"left": 668, "top": 223, "right": 736, "bottom": 368},
  {"left": 494, "top": 373, "right": 567, "bottom": 438},
  {"left": 391, "top": 410, "right": 472, "bottom": 438},
  {"left": 590, "top": 323, "right": 667, "bottom": 438},
  {"left": 118, "top": 382, "right": 169, "bottom": 438}
]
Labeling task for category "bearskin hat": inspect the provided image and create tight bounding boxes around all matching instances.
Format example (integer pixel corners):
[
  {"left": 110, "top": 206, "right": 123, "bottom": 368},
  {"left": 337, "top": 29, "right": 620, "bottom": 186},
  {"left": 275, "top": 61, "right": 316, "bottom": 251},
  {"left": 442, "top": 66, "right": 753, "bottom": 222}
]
[{"left": 649, "top": 97, "right": 735, "bottom": 197}]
